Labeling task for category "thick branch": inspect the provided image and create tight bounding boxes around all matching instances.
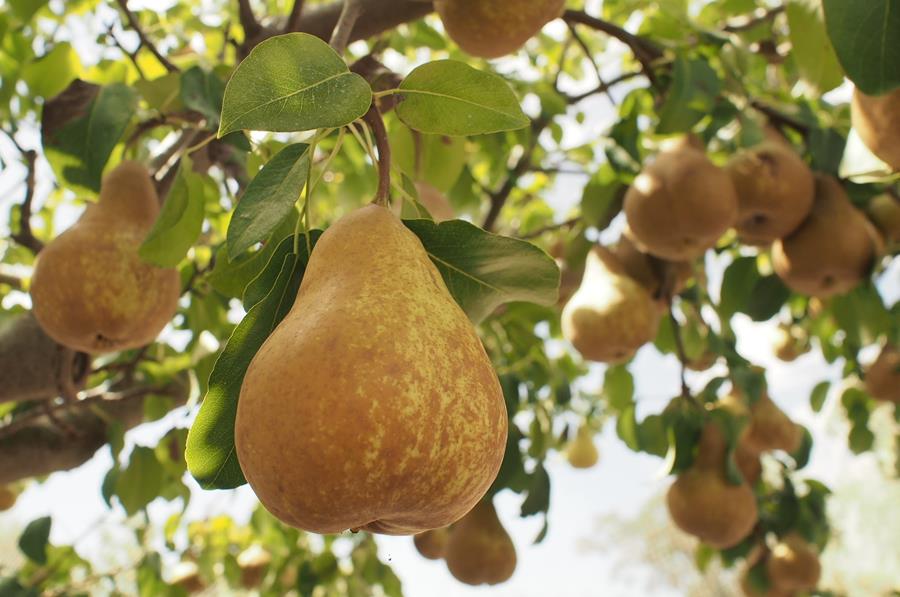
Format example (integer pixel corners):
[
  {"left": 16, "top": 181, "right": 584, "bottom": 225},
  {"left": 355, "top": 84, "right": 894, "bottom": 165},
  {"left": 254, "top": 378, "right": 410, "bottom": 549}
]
[
  {"left": 115, "top": 0, "right": 178, "bottom": 73},
  {"left": 0, "top": 379, "right": 189, "bottom": 485},
  {"left": 286, "top": 0, "right": 306, "bottom": 33},
  {"left": 238, "top": 0, "right": 262, "bottom": 38}
]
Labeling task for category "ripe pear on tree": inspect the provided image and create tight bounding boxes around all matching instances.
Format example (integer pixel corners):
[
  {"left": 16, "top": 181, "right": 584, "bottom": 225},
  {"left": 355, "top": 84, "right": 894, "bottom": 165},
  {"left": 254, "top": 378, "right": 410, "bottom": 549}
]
[
  {"left": 169, "top": 561, "right": 204, "bottom": 594},
  {"left": 865, "top": 344, "right": 900, "bottom": 404},
  {"left": 726, "top": 141, "right": 815, "bottom": 244},
  {"left": 614, "top": 233, "right": 693, "bottom": 308},
  {"left": 773, "top": 324, "right": 810, "bottom": 363},
  {"left": 772, "top": 174, "right": 882, "bottom": 298},
  {"left": 235, "top": 205, "right": 507, "bottom": 535},
  {"left": 0, "top": 485, "right": 17, "bottom": 511},
  {"left": 740, "top": 550, "right": 792, "bottom": 597},
  {"left": 566, "top": 424, "right": 600, "bottom": 469},
  {"left": 739, "top": 391, "right": 802, "bottom": 455},
  {"left": 434, "top": 0, "right": 565, "bottom": 59},
  {"left": 766, "top": 534, "right": 822, "bottom": 592},
  {"left": 851, "top": 87, "right": 900, "bottom": 171},
  {"left": 413, "top": 527, "right": 451, "bottom": 560},
  {"left": 236, "top": 544, "right": 271, "bottom": 589},
  {"left": 624, "top": 136, "right": 739, "bottom": 261},
  {"left": 666, "top": 422, "right": 758, "bottom": 548},
  {"left": 444, "top": 499, "right": 517, "bottom": 586},
  {"left": 866, "top": 193, "right": 900, "bottom": 245},
  {"left": 30, "top": 161, "right": 181, "bottom": 353},
  {"left": 561, "top": 246, "right": 661, "bottom": 363}
]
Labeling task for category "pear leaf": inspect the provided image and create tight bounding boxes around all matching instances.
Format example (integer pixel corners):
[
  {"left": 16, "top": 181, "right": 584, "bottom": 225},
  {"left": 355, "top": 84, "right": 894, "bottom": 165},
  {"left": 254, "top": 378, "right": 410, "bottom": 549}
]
[
  {"left": 180, "top": 66, "right": 225, "bottom": 128},
  {"left": 403, "top": 219, "right": 560, "bottom": 323},
  {"left": 785, "top": 0, "right": 844, "bottom": 94},
  {"left": 822, "top": 0, "right": 900, "bottom": 95},
  {"left": 656, "top": 54, "right": 722, "bottom": 134},
  {"left": 396, "top": 60, "right": 529, "bottom": 136},
  {"left": 186, "top": 233, "right": 320, "bottom": 490},
  {"left": 218, "top": 33, "right": 372, "bottom": 136},
  {"left": 18, "top": 517, "right": 52, "bottom": 565},
  {"left": 227, "top": 143, "right": 310, "bottom": 260},
  {"left": 139, "top": 157, "right": 206, "bottom": 268}
]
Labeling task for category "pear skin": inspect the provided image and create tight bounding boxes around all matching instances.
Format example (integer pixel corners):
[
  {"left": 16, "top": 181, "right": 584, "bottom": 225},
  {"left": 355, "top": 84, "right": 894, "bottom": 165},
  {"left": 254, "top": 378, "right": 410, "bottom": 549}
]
[
  {"left": 867, "top": 194, "right": 900, "bottom": 244},
  {"left": 773, "top": 324, "right": 810, "bottom": 362},
  {"left": 865, "top": 344, "right": 900, "bottom": 404},
  {"left": 170, "top": 561, "right": 204, "bottom": 594},
  {"left": 772, "top": 174, "right": 880, "bottom": 298},
  {"left": 566, "top": 425, "right": 600, "bottom": 469},
  {"left": 444, "top": 500, "right": 517, "bottom": 586},
  {"left": 624, "top": 139, "right": 738, "bottom": 261},
  {"left": 852, "top": 87, "right": 900, "bottom": 171},
  {"left": 236, "top": 545, "right": 271, "bottom": 589},
  {"left": 741, "top": 557, "right": 793, "bottom": 597},
  {"left": 434, "top": 0, "right": 565, "bottom": 59},
  {"left": 614, "top": 233, "right": 692, "bottom": 306},
  {"left": 726, "top": 142, "right": 815, "bottom": 244},
  {"left": 666, "top": 424, "right": 758, "bottom": 548},
  {"left": 414, "top": 527, "right": 451, "bottom": 560},
  {"left": 235, "top": 205, "right": 507, "bottom": 535},
  {"left": 30, "top": 161, "right": 181, "bottom": 353},
  {"left": 766, "top": 534, "right": 822, "bottom": 592},
  {"left": 561, "top": 246, "right": 661, "bottom": 363},
  {"left": 0, "top": 486, "right": 16, "bottom": 511},
  {"left": 742, "top": 392, "right": 802, "bottom": 454}
]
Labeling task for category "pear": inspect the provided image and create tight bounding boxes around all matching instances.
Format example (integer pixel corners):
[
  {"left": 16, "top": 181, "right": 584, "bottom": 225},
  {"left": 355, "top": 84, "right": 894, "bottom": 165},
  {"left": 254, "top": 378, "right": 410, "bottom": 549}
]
[
  {"left": 624, "top": 137, "right": 739, "bottom": 261},
  {"left": 170, "top": 561, "right": 204, "bottom": 594},
  {"left": 561, "top": 246, "right": 661, "bottom": 363},
  {"left": 30, "top": 161, "right": 181, "bottom": 353},
  {"left": 0, "top": 486, "right": 17, "bottom": 511},
  {"left": 566, "top": 425, "right": 600, "bottom": 469},
  {"left": 434, "top": 0, "right": 566, "bottom": 59},
  {"left": 772, "top": 174, "right": 880, "bottom": 298},
  {"left": 235, "top": 205, "right": 507, "bottom": 535},
  {"left": 865, "top": 344, "right": 900, "bottom": 404},
  {"left": 614, "top": 233, "right": 693, "bottom": 306},
  {"left": 773, "top": 324, "right": 810, "bottom": 362},
  {"left": 548, "top": 240, "right": 584, "bottom": 308},
  {"left": 666, "top": 423, "right": 758, "bottom": 548},
  {"left": 414, "top": 527, "right": 451, "bottom": 560},
  {"left": 726, "top": 142, "right": 815, "bottom": 244},
  {"left": 444, "top": 500, "right": 517, "bottom": 586},
  {"left": 741, "top": 392, "right": 802, "bottom": 454},
  {"left": 740, "top": 555, "right": 793, "bottom": 597},
  {"left": 851, "top": 87, "right": 900, "bottom": 171},
  {"left": 766, "top": 534, "right": 822, "bottom": 592},
  {"left": 867, "top": 193, "right": 900, "bottom": 244},
  {"left": 236, "top": 544, "right": 271, "bottom": 589}
]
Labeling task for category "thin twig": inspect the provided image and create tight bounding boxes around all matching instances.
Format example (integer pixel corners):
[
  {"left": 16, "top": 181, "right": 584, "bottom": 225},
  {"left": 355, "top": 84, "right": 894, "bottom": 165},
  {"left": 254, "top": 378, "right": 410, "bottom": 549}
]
[
  {"left": 750, "top": 100, "right": 810, "bottom": 137},
  {"left": 723, "top": 6, "right": 785, "bottom": 33},
  {"left": 0, "top": 273, "right": 22, "bottom": 289},
  {"left": 520, "top": 216, "right": 581, "bottom": 240},
  {"left": 362, "top": 104, "right": 391, "bottom": 207},
  {"left": 667, "top": 301, "right": 692, "bottom": 401},
  {"left": 115, "top": 0, "right": 178, "bottom": 73},
  {"left": 329, "top": 0, "right": 364, "bottom": 55},
  {"left": 563, "top": 70, "right": 645, "bottom": 104},
  {"left": 286, "top": 0, "right": 306, "bottom": 32},
  {"left": 10, "top": 148, "right": 44, "bottom": 254},
  {"left": 106, "top": 23, "right": 146, "bottom": 79},
  {"left": 565, "top": 22, "right": 615, "bottom": 105}
]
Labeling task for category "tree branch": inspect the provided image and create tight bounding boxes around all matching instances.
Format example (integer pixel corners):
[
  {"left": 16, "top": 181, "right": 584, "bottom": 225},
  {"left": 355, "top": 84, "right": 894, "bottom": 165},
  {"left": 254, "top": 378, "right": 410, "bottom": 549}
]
[
  {"left": 329, "top": 0, "right": 364, "bottom": 55},
  {"left": 286, "top": 0, "right": 306, "bottom": 33},
  {"left": 238, "top": 0, "right": 262, "bottom": 38},
  {"left": 9, "top": 147, "right": 44, "bottom": 254},
  {"left": 115, "top": 0, "right": 178, "bottom": 73}
]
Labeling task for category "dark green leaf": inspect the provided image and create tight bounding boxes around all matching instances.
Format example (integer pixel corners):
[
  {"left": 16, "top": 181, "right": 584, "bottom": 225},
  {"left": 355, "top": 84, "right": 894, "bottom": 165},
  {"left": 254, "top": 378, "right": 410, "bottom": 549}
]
[
  {"left": 139, "top": 158, "right": 206, "bottom": 268},
  {"left": 719, "top": 257, "right": 759, "bottom": 318},
  {"left": 656, "top": 55, "right": 722, "bottom": 134},
  {"left": 115, "top": 446, "right": 165, "bottom": 515},
  {"left": 180, "top": 66, "right": 225, "bottom": 127},
  {"left": 520, "top": 462, "right": 551, "bottom": 517},
  {"left": 18, "top": 516, "right": 51, "bottom": 565},
  {"left": 822, "top": 0, "right": 900, "bottom": 95},
  {"left": 810, "top": 381, "right": 830, "bottom": 412},
  {"left": 746, "top": 275, "right": 791, "bottom": 322}
]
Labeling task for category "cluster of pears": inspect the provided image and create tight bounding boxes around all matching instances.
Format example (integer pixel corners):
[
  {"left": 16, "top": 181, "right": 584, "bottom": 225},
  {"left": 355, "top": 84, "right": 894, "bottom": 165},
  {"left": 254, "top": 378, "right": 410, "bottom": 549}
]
[
  {"left": 741, "top": 535, "right": 822, "bottom": 597},
  {"left": 865, "top": 343, "right": 900, "bottom": 404},
  {"left": 234, "top": 205, "right": 508, "bottom": 535},
  {"left": 412, "top": 499, "right": 517, "bottom": 586},
  {"left": 852, "top": 86, "right": 900, "bottom": 172},
  {"left": 434, "top": 0, "right": 565, "bottom": 58},
  {"left": 30, "top": 161, "right": 181, "bottom": 354},
  {"left": 565, "top": 423, "right": 600, "bottom": 469}
]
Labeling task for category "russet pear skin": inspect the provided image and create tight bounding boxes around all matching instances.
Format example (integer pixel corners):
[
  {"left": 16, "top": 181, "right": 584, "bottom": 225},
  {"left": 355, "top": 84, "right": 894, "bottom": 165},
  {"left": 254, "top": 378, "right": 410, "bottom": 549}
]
[
  {"left": 726, "top": 142, "right": 815, "bottom": 244},
  {"left": 561, "top": 246, "right": 661, "bottom": 363},
  {"left": 235, "top": 205, "right": 507, "bottom": 536},
  {"left": 624, "top": 139, "right": 739, "bottom": 261},
  {"left": 743, "top": 392, "right": 802, "bottom": 454},
  {"left": 773, "top": 174, "right": 880, "bottom": 298},
  {"left": 666, "top": 423, "right": 758, "bottom": 548},
  {"left": 435, "top": 0, "right": 565, "bottom": 59},
  {"left": 866, "top": 194, "right": 900, "bottom": 244},
  {"left": 766, "top": 534, "right": 821, "bottom": 592},
  {"left": 865, "top": 344, "right": 900, "bottom": 404},
  {"left": 30, "top": 161, "right": 181, "bottom": 353},
  {"left": 444, "top": 500, "right": 517, "bottom": 586},
  {"left": 414, "top": 527, "right": 451, "bottom": 560},
  {"left": 852, "top": 87, "right": 900, "bottom": 171}
]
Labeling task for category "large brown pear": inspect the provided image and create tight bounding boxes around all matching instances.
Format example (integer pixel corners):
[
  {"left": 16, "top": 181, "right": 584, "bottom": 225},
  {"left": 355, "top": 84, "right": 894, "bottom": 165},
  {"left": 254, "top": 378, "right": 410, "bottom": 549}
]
[
  {"left": 561, "top": 246, "right": 661, "bottom": 363},
  {"left": 726, "top": 142, "right": 815, "bottom": 244},
  {"left": 30, "top": 161, "right": 181, "bottom": 353},
  {"left": 444, "top": 500, "right": 517, "bottom": 586},
  {"left": 766, "top": 534, "right": 822, "bottom": 592},
  {"left": 867, "top": 194, "right": 900, "bottom": 245},
  {"left": 772, "top": 174, "right": 880, "bottom": 298},
  {"left": 235, "top": 205, "right": 507, "bottom": 535},
  {"left": 0, "top": 486, "right": 16, "bottom": 511},
  {"left": 624, "top": 138, "right": 739, "bottom": 261},
  {"left": 865, "top": 344, "right": 900, "bottom": 404},
  {"left": 434, "top": 0, "right": 565, "bottom": 59},
  {"left": 414, "top": 527, "right": 451, "bottom": 560},
  {"left": 852, "top": 87, "right": 900, "bottom": 171},
  {"left": 666, "top": 423, "right": 758, "bottom": 548},
  {"left": 614, "top": 233, "right": 693, "bottom": 306},
  {"left": 742, "top": 392, "right": 802, "bottom": 455}
]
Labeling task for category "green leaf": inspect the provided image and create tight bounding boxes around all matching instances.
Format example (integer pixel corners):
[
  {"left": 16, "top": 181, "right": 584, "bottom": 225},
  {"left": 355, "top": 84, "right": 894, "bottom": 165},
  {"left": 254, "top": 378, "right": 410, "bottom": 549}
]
[
  {"left": 848, "top": 422, "right": 875, "bottom": 453},
  {"left": 18, "top": 516, "right": 51, "bottom": 565},
  {"left": 42, "top": 81, "right": 138, "bottom": 193},
  {"left": 115, "top": 446, "right": 165, "bottom": 515},
  {"left": 604, "top": 365, "right": 635, "bottom": 411},
  {"left": 139, "top": 158, "right": 206, "bottom": 268},
  {"left": 180, "top": 66, "right": 225, "bottom": 127},
  {"left": 186, "top": 233, "right": 320, "bottom": 489},
  {"left": 22, "top": 42, "right": 82, "bottom": 99},
  {"left": 822, "top": 0, "right": 900, "bottom": 94},
  {"left": 396, "top": 60, "right": 529, "bottom": 136},
  {"left": 227, "top": 143, "right": 310, "bottom": 260},
  {"left": 785, "top": 0, "right": 845, "bottom": 94},
  {"left": 719, "top": 257, "right": 759, "bottom": 318},
  {"left": 520, "top": 462, "right": 551, "bottom": 517},
  {"left": 218, "top": 33, "right": 372, "bottom": 136},
  {"left": 810, "top": 381, "right": 830, "bottom": 412},
  {"left": 388, "top": 124, "right": 467, "bottom": 192},
  {"left": 581, "top": 165, "right": 625, "bottom": 231},
  {"left": 403, "top": 219, "right": 560, "bottom": 323},
  {"left": 616, "top": 405, "right": 640, "bottom": 451},
  {"left": 656, "top": 55, "right": 722, "bottom": 134},
  {"left": 745, "top": 275, "right": 791, "bottom": 322}
]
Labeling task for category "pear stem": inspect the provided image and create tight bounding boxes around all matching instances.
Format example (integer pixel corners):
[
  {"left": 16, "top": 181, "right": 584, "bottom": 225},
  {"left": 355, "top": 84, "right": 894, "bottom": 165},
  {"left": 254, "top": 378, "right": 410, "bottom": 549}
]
[
  {"left": 362, "top": 104, "right": 391, "bottom": 207},
  {"left": 667, "top": 299, "right": 698, "bottom": 406}
]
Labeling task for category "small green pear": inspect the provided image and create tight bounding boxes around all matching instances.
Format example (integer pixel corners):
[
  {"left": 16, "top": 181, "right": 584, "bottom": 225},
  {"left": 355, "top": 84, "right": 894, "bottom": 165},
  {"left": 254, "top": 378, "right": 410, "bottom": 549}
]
[
  {"left": 235, "top": 205, "right": 507, "bottom": 535},
  {"left": 561, "top": 246, "right": 661, "bottom": 363},
  {"left": 444, "top": 499, "right": 516, "bottom": 586},
  {"left": 866, "top": 193, "right": 900, "bottom": 244},
  {"left": 566, "top": 425, "right": 600, "bottom": 469}
]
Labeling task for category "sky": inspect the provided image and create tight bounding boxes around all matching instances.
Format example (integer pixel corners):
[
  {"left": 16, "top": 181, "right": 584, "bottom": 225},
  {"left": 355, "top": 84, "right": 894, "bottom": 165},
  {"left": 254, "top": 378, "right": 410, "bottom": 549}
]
[{"left": 1, "top": 2, "right": 900, "bottom": 596}]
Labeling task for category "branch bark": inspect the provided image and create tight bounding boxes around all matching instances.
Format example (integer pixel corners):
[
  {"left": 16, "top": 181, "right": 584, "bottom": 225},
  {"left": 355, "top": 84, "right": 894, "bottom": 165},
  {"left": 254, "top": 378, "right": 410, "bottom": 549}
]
[
  {"left": 115, "top": 0, "right": 179, "bottom": 73},
  {"left": 9, "top": 148, "right": 44, "bottom": 254}
]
